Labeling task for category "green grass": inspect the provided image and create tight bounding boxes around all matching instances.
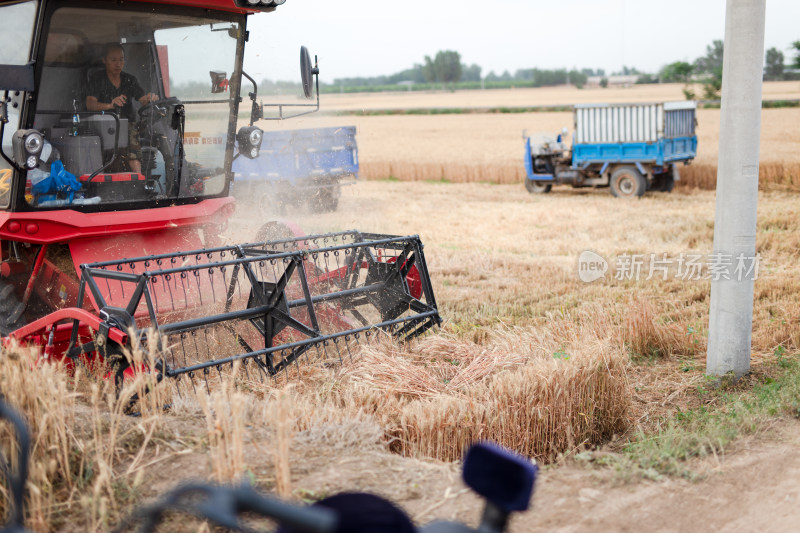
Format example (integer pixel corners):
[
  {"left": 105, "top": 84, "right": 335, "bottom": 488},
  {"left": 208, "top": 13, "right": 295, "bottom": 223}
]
[
  {"left": 330, "top": 105, "right": 574, "bottom": 117},
  {"left": 700, "top": 99, "right": 799, "bottom": 110},
  {"left": 619, "top": 349, "right": 800, "bottom": 479}
]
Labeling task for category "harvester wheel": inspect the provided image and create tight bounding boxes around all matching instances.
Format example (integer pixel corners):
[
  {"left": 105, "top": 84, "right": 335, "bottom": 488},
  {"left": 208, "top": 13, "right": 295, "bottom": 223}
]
[
  {"left": 0, "top": 280, "right": 24, "bottom": 336},
  {"left": 525, "top": 180, "right": 552, "bottom": 194},
  {"left": 255, "top": 221, "right": 300, "bottom": 243},
  {"left": 610, "top": 166, "right": 646, "bottom": 198}
]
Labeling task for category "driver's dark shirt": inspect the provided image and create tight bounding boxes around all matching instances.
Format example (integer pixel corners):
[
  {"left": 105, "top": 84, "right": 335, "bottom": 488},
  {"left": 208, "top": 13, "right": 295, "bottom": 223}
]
[{"left": 86, "top": 71, "right": 145, "bottom": 121}]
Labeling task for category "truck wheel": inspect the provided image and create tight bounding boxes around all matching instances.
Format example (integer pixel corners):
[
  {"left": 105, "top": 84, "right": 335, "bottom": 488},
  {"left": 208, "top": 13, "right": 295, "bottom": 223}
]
[
  {"left": 657, "top": 175, "right": 675, "bottom": 193},
  {"left": 610, "top": 166, "right": 646, "bottom": 198},
  {"left": 0, "top": 280, "right": 24, "bottom": 336},
  {"left": 310, "top": 184, "right": 340, "bottom": 212},
  {"left": 525, "top": 180, "right": 552, "bottom": 194}
]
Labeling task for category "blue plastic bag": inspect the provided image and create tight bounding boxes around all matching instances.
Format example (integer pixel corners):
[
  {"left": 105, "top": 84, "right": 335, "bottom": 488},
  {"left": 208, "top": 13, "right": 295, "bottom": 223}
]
[{"left": 31, "top": 160, "right": 82, "bottom": 202}]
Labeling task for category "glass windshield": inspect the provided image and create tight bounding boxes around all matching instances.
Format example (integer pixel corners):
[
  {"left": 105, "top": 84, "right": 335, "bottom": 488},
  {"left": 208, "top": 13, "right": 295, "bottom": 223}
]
[
  {"left": 0, "top": 0, "right": 37, "bottom": 208},
  {"left": 27, "top": 5, "right": 241, "bottom": 209}
]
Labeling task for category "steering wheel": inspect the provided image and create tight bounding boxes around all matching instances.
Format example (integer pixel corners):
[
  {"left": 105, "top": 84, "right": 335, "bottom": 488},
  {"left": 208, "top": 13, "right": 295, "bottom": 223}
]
[{"left": 137, "top": 97, "right": 181, "bottom": 120}]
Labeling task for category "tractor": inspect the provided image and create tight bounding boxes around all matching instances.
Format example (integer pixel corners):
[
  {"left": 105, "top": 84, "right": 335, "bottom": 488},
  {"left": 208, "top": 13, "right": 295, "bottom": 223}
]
[{"left": 0, "top": 0, "right": 440, "bottom": 383}]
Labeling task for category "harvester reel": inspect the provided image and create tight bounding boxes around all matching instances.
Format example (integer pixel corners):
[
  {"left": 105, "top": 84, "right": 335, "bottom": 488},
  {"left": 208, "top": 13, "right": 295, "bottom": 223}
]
[
  {"left": 364, "top": 256, "right": 421, "bottom": 323},
  {"left": 246, "top": 280, "right": 290, "bottom": 342},
  {"left": 67, "top": 230, "right": 440, "bottom": 386}
]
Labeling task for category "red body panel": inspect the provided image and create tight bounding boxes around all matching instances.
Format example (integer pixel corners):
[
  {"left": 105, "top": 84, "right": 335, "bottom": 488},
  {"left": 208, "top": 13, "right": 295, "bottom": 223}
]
[
  {"left": 34, "top": 259, "right": 82, "bottom": 311},
  {"left": 69, "top": 227, "right": 206, "bottom": 311},
  {"left": 0, "top": 197, "right": 235, "bottom": 245}
]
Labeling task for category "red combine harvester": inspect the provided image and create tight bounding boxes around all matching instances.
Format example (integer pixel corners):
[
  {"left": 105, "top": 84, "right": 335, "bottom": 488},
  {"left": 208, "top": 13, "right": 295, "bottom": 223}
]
[{"left": 0, "top": 0, "right": 440, "bottom": 383}]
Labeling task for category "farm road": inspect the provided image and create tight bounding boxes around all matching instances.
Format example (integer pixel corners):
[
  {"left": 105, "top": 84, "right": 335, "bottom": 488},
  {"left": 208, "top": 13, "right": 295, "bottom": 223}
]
[
  {"left": 286, "top": 419, "right": 800, "bottom": 532},
  {"left": 525, "top": 420, "right": 800, "bottom": 532}
]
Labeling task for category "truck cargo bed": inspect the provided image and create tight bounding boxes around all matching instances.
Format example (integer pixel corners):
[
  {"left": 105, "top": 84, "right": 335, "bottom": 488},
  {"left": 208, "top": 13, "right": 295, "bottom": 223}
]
[{"left": 233, "top": 126, "right": 358, "bottom": 186}]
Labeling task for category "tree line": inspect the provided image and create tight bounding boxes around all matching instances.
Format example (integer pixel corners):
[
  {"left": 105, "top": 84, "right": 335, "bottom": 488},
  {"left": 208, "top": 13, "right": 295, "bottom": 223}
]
[
  {"left": 169, "top": 40, "right": 800, "bottom": 97},
  {"left": 659, "top": 40, "right": 800, "bottom": 100},
  {"left": 326, "top": 41, "right": 800, "bottom": 96}
]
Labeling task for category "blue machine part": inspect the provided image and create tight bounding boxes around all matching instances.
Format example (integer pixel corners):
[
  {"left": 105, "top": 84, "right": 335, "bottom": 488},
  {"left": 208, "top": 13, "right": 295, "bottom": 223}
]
[
  {"left": 232, "top": 125, "right": 358, "bottom": 186},
  {"left": 571, "top": 136, "right": 697, "bottom": 167},
  {"left": 523, "top": 137, "right": 554, "bottom": 182}
]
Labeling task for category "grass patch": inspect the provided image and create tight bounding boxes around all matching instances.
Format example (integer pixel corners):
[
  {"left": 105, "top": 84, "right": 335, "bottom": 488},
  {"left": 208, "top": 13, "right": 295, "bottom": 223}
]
[
  {"left": 621, "top": 349, "right": 800, "bottom": 479},
  {"left": 332, "top": 101, "right": 797, "bottom": 117},
  {"left": 333, "top": 105, "right": 575, "bottom": 117}
]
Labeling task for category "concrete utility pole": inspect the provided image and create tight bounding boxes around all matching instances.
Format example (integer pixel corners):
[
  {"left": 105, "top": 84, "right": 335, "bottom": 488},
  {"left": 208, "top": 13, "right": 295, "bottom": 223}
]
[{"left": 706, "top": 0, "right": 766, "bottom": 377}]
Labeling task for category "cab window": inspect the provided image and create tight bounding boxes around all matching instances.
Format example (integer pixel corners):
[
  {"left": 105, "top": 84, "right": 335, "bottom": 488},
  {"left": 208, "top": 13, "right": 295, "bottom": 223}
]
[{"left": 0, "top": 0, "right": 37, "bottom": 208}]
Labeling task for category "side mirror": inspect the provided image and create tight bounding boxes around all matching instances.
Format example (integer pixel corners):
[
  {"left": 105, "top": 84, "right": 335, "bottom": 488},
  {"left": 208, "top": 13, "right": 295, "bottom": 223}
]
[
  {"left": 463, "top": 442, "right": 537, "bottom": 513},
  {"left": 300, "top": 46, "right": 318, "bottom": 99},
  {"left": 252, "top": 49, "right": 320, "bottom": 122},
  {"left": 421, "top": 442, "right": 536, "bottom": 533},
  {"left": 210, "top": 71, "right": 228, "bottom": 94}
]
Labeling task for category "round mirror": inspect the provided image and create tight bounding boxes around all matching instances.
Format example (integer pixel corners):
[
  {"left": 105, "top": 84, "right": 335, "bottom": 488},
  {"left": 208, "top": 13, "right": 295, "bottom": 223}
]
[{"left": 300, "top": 46, "right": 314, "bottom": 99}]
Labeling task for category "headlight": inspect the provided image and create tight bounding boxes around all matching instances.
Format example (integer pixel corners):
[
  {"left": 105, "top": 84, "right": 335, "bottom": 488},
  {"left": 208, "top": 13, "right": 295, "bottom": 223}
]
[
  {"left": 236, "top": 126, "right": 264, "bottom": 160},
  {"left": 24, "top": 132, "right": 43, "bottom": 155},
  {"left": 12, "top": 129, "right": 46, "bottom": 169}
]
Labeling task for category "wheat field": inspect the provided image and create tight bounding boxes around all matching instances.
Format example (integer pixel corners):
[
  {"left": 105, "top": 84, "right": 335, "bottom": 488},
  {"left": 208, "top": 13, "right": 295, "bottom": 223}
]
[
  {"left": 319, "top": 81, "right": 799, "bottom": 111},
  {"left": 4, "top": 181, "right": 800, "bottom": 530},
  {"left": 273, "top": 81, "right": 800, "bottom": 189},
  {"left": 1, "top": 83, "right": 799, "bottom": 530}
]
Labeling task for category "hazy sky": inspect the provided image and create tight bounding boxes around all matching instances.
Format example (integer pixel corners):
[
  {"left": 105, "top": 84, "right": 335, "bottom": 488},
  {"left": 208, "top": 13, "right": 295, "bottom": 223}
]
[{"left": 243, "top": 0, "right": 799, "bottom": 82}]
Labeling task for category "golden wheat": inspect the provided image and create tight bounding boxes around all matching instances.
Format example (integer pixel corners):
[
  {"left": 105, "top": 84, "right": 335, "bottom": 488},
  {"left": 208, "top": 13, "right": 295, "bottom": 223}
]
[
  {"left": 277, "top": 92, "right": 800, "bottom": 190},
  {"left": 2, "top": 177, "right": 800, "bottom": 529},
  {"left": 320, "top": 81, "right": 799, "bottom": 112}
]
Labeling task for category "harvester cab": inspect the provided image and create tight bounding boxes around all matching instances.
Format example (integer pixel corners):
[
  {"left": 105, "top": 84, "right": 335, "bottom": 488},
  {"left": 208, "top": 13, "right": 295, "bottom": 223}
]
[{"left": 0, "top": 0, "right": 440, "bottom": 384}]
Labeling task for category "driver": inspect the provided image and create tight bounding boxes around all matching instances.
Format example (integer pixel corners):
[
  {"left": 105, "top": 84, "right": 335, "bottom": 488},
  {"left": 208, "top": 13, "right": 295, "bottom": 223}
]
[{"left": 85, "top": 43, "right": 158, "bottom": 174}]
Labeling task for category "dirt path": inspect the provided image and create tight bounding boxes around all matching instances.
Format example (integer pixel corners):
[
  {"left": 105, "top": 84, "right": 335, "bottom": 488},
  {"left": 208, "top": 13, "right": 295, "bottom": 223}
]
[
  {"left": 448, "top": 419, "right": 800, "bottom": 532},
  {"left": 524, "top": 419, "right": 800, "bottom": 532},
  {"left": 281, "top": 419, "right": 800, "bottom": 532}
]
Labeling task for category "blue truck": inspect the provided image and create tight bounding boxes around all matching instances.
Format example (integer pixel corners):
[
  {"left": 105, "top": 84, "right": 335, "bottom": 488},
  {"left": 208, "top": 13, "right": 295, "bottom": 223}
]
[
  {"left": 231, "top": 125, "right": 358, "bottom": 212},
  {"left": 524, "top": 101, "right": 697, "bottom": 197}
]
